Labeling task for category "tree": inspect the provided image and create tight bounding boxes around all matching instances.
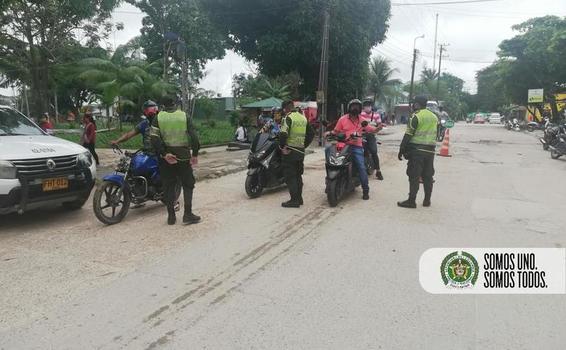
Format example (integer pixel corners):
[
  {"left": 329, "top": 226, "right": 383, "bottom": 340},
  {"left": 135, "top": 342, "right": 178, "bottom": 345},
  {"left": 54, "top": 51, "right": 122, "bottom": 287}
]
[
  {"left": 476, "top": 62, "right": 509, "bottom": 112},
  {"left": 367, "top": 56, "right": 401, "bottom": 104},
  {"left": 0, "top": 0, "right": 120, "bottom": 117},
  {"left": 494, "top": 16, "right": 566, "bottom": 120},
  {"left": 126, "top": 0, "right": 227, "bottom": 81},
  {"left": 202, "top": 0, "right": 391, "bottom": 117}
]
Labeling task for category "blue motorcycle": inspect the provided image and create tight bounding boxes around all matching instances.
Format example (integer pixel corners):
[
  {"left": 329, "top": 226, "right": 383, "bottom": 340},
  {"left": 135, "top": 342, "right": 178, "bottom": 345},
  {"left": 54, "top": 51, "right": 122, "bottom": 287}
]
[{"left": 93, "top": 146, "right": 179, "bottom": 225}]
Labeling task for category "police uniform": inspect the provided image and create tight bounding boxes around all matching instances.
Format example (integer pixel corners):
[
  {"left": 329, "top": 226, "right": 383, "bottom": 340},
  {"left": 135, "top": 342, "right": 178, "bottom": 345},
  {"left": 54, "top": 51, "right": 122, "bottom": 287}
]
[
  {"left": 151, "top": 108, "right": 200, "bottom": 224},
  {"left": 399, "top": 107, "right": 438, "bottom": 207},
  {"left": 279, "top": 111, "right": 315, "bottom": 207}
]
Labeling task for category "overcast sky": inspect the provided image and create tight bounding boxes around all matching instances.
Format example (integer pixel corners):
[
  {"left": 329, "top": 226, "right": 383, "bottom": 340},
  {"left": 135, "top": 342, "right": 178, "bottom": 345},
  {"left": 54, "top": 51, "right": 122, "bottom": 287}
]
[{"left": 3, "top": 0, "right": 566, "bottom": 98}]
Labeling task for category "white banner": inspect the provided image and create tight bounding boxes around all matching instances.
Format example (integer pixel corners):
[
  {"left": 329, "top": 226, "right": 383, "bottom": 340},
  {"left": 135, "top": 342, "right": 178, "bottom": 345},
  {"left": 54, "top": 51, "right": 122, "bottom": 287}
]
[{"left": 419, "top": 248, "right": 566, "bottom": 294}]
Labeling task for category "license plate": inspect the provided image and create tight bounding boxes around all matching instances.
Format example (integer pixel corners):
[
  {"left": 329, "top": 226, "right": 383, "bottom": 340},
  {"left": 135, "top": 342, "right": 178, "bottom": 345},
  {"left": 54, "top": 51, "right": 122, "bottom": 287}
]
[{"left": 42, "top": 178, "right": 69, "bottom": 192}]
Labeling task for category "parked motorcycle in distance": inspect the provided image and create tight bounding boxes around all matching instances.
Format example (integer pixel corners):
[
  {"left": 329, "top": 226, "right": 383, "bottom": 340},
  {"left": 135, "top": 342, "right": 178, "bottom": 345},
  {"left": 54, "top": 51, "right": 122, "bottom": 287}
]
[
  {"left": 548, "top": 130, "right": 566, "bottom": 159},
  {"left": 93, "top": 145, "right": 179, "bottom": 225},
  {"left": 245, "top": 132, "right": 285, "bottom": 198},
  {"left": 539, "top": 123, "right": 565, "bottom": 151},
  {"left": 325, "top": 132, "right": 363, "bottom": 207},
  {"left": 527, "top": 117, "right": 551, "bottom": 132}
]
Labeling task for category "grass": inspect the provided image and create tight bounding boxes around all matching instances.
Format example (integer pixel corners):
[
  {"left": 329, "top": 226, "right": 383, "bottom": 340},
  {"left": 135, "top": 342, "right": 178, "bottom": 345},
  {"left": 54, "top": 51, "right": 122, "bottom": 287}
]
[{"left": 54, "top": 120, "right": 236, "bottom": 149}]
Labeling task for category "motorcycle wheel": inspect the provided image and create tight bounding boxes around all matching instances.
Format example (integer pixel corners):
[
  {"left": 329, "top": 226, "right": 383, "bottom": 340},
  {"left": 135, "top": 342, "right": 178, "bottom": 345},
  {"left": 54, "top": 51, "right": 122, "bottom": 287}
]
[
  {"left": 93, "top": 181, "right": 131, "bottom": 225},
  {"left": 527, "top": 125, "right": 535, "bottom": 132},
  {"left": 327, "top": 178, "right": 339, "bottom": 207},
  {"left": 551, "top": 149, "right": 562, "bottom": 159},
  {"left": 245, "top": 173, "right": 263, "bottom": 198}
]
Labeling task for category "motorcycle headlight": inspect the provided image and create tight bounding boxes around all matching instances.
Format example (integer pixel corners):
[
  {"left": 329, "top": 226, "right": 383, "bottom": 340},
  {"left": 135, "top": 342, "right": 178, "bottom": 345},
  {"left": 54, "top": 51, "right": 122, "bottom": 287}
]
[
  {"left": 329, "top": 155, "right": 346, "bottom": 166},
  {"left": 77, "top": 151, "right": 93, "bottom": 167},
  {"left": 0, "top": 160, "right": 17, "bottom": 179}
]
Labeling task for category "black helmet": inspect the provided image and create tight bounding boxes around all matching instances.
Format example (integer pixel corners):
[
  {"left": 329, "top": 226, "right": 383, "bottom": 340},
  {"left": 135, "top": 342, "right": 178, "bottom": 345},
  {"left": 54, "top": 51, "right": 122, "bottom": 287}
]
[
  {"left": 143, "top": 100, "right": 157, "bottom": 109},
  {"left": 362, "top": 99, "right": 373, "bottom": 107},
  {"left": 413, "top": 95, "right": 428, "bottom": 107},
  {"left": 347, "top": 99, "right": 363, "bottom": 111}
]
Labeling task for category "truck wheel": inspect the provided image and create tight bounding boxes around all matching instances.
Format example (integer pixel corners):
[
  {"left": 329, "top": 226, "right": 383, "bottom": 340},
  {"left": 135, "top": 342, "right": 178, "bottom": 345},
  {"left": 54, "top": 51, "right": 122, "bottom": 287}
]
[
  {"left": 93, "top": 181, "right": 131, "bottom": 225},
  {"left": 245, "top": 173, "right": 263, "bottom": 198}
]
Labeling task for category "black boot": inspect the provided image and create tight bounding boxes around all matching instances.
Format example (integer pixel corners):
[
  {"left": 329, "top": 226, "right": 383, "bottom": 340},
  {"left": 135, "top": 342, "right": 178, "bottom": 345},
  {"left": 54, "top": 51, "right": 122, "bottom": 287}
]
[
  {"left": 183, "top": 212, "right": 201, "bottom": 225},
  {"left": 362, "top": 189, "right": 370, "bottom": 200},
  {"left": 397, "top": 199, "right": 417, "bottom": 209},
  {"left": 167, "top": 207, "right": 176, "bottom": 225},
  {"left": 376, "top": 170, "right": 384, "bottom": 180},
  {"left": 282, "top": 200, "right": 301, "bottom": 208},
  {"left": 423, "top": 198, "right": 431, "bottom": 207},
  {"left": 298, "top": 197, "right": 304, "bottom": 205}
]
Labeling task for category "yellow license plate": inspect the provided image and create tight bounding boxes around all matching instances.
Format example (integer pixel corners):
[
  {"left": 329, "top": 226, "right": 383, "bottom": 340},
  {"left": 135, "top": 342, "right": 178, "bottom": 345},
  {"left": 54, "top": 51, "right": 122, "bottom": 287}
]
[{"left": 42, "top": 178, "right": 69, "bottom": 192}]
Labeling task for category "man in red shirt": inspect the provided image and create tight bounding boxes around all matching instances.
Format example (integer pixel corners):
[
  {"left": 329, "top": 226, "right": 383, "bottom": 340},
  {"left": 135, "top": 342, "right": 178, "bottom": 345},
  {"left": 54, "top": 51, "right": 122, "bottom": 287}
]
[{"left": 330, "top": 99, "right": 378, "bottom": 200}]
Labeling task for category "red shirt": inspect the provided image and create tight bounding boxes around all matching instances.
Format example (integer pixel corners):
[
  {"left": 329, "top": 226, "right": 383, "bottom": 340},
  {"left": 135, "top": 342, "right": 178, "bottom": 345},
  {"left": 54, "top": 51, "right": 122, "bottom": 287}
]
[
  {"left": 333, "top": 114, "right": 377, "bottom": 147},
  {"left": 40, "top": 120, "right": 53, "bottom": 131},
  {"left": 84, "top": 122, "right": 96, "bottom": 144}
]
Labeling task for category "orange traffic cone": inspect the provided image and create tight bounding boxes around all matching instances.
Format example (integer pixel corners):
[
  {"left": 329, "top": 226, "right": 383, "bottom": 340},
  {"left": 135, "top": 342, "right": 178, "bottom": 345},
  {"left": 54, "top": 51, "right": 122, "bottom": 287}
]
[{"left": 437, "top": 128, "right": 452, "bottom": 157}]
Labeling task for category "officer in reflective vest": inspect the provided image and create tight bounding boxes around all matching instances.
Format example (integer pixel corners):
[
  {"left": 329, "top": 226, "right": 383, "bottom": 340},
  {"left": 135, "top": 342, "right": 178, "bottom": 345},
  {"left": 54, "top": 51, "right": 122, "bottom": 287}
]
[
  {"left": 397, "top": 95, "right": 439, "bottom": 209},
  {"left": 151, "top": 96, "right": 201, "bottom": 225},
  {"left": 278, "top": 100, "right": 316, "bottom": 208}
]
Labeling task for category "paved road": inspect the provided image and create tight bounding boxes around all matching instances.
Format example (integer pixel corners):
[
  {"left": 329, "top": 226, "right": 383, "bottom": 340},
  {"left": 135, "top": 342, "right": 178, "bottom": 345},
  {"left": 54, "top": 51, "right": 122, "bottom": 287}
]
[{"left": 1, "top": 124, "right": 565, "bottom": 349}]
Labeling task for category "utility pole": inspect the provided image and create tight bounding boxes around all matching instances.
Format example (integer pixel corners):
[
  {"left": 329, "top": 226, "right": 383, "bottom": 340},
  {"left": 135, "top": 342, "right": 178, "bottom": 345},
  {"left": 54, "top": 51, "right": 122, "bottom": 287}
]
[
  {"left": 438, "top": 13, "right": 442, "bottom": 70},
  {"left": 316, "top": 3, "right": 330, "bottom": 146},
  {"left": 409, "top": 35, "right": 425, "bottom": 108},
  {"left": 436, "top": 44, "right": 447, "bottom": 100}
]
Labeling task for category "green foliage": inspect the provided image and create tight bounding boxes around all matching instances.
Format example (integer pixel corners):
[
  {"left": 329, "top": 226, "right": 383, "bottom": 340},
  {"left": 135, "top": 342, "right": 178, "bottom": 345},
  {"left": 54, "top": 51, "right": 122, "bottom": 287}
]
[
  {"left": 203, "top": 0, "right": 390, "bottom": 109},
  {"left": 367, "top": 56, "right": 401, "bottom": 107},
  {"left": 477, "top": 16, "right": 566, "bottom": 119}
]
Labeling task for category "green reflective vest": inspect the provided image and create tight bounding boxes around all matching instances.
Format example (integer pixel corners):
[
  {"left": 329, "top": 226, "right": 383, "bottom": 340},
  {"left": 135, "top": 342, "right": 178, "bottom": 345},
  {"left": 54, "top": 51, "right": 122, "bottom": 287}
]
[
  {"left": 157, "top": 110, "right": 190, "bottom": 148},
  {"left": 282, "top": 112, "right": 307, "bottom": 148},
  {"left": 407, "top": 109, "right": 438, "bottom": 146}
]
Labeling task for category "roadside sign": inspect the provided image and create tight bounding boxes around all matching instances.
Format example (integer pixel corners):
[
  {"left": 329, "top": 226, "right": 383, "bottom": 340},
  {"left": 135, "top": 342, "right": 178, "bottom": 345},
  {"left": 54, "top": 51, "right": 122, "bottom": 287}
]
[{"left": 528, "top": 89, "right": 544, "bottom": 103}]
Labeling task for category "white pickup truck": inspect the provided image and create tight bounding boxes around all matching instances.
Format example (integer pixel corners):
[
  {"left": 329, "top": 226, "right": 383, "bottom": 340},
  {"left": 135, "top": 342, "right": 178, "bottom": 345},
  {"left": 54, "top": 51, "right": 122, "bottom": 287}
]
[{"left": 0, "top": 105, "right": 96, "bottom": 214}]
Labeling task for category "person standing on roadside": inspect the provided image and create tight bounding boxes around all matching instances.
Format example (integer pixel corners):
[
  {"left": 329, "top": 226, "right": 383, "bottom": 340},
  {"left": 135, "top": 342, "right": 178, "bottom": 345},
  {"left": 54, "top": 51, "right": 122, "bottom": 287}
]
[
  {"left": 81, "top": 111, "right": 100, "bottom": 166},
  {"left": 278, "top": 100, "right": 315, "bottom": 208},
  {"left": 151, "top": 96, "right": 201, "bottom": 225},
  {"left": 360, "top": 100, "right": 384, "bottom": 180},
  {"left": 397, "top": 95, "right": 439, "bottom": 209}
]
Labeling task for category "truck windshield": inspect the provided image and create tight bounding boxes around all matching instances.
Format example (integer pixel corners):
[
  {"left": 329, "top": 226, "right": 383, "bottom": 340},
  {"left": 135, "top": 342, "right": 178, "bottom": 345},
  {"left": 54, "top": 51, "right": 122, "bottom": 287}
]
[{"left": 0, "top": 107, "right": 45, "bottom": 136}]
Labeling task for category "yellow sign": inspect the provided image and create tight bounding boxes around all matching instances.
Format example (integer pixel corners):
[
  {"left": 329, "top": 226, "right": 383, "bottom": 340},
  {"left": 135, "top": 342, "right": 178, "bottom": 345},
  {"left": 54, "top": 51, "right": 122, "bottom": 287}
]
[{"left": 528, "top": 89, "right": 544, "bottom": 103}]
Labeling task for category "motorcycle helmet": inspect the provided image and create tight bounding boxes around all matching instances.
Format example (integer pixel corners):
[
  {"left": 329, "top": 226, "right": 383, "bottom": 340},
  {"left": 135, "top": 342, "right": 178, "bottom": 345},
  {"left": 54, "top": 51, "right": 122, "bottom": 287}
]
[
  {"left": 347, "top": 99, "right": 363, "bottom": 114},
  {"left": 143, "top": 100, "right": 159, "bottom": 118}
]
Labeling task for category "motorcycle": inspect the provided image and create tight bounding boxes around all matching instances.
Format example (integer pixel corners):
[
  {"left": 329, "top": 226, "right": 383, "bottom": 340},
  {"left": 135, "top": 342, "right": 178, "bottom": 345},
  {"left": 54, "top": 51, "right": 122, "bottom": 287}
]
[
  {"left": 362, "top": 132, "right": 381, "bottom": 175},
  {"left": 437, "top": 119, "right": 447, "bottom": 141},
  {"left": 93, "top": 146, "right": 179, "bottom": 225},
  {"left": 325, "top": 132, "right": 363, "bottom": 207},
  {"left": 539, "top": 123, "right": 564, "bottom": 151},
  {"left": 548, "top": 130, "right": 566, "bottom": 159},
  {"left": 527, "top": 117, "right": 551, "bottom": 132},
  {"left": 245, "top": 132, "right": 285, "bottom": 198}
]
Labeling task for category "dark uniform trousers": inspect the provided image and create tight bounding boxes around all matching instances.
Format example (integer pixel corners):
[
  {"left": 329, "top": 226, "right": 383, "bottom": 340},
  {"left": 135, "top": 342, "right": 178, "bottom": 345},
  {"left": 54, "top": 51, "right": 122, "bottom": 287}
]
[
  {"left": 160, "top": 160, "right": 195, "bottom": 215},
  {"left": 406, "top": 150, "right": 435, "bottom": 201},
  {"left": 282, "top": 150, "right": 305, "bottom": 202}
]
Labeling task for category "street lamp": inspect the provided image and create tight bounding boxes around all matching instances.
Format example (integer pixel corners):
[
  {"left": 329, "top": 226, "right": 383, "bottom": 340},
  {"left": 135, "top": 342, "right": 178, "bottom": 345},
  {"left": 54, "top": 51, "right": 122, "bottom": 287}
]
[{"left": 409, "top": 34, "right": 425, "bottom": 108}]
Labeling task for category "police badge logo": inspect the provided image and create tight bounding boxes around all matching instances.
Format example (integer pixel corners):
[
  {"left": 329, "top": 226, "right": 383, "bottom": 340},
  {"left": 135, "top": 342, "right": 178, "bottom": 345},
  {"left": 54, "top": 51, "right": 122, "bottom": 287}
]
[{"left": 441, "top": 251, "right": 479, "bottom": 288}]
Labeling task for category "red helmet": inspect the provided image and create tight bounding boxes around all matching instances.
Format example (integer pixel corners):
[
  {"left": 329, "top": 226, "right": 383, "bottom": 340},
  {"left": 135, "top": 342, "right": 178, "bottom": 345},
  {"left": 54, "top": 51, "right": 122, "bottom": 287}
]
[{"left": 143, "top": 100, "right": 158, "bottom": 118}]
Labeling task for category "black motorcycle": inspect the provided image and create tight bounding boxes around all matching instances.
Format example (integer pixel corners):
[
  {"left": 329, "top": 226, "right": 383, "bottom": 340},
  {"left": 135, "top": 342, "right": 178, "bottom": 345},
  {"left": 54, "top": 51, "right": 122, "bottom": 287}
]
[
  {"left": 325, "top": 133, "right": 362, "bottom": 207},
  {"left": 245, "top": 132, "right": 285, "bottom": 198},
  {"left": 527, "top": 117, "right": 551, "bottom": 132},
  {"left": 549, "top": 131, "right": 566, "bottom": 159},
  {"left": 540, "top": 123, "right": 565, "bottom": 151}
]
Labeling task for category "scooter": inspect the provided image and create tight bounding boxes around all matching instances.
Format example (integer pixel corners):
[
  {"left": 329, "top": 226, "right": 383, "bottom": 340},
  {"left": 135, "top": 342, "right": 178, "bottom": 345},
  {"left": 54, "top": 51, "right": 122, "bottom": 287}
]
[
  {"left": 325, "top": 132, "right": 362, "bottom": 207},
  {"left": 527, "top": 117, "right": 551, "bottom": 132},
  {"left": 539, "top": 123, "right": 564, "bottom": 151},
  {"left": 92, "top": 145, "right": 179, "bottom": 225},
  {"left": 245, "top": 132, "right": 285, "bottom": 198}
]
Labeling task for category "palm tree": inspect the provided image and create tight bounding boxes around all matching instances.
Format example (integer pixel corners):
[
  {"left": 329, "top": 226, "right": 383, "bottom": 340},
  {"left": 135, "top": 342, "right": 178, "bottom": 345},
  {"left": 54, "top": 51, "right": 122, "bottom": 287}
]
[
  {"left": 367, "top": 56, "right": 401, "bottom": 104},
  {"left": 256, "top": 78, "right": 291, "bottom": 100}
]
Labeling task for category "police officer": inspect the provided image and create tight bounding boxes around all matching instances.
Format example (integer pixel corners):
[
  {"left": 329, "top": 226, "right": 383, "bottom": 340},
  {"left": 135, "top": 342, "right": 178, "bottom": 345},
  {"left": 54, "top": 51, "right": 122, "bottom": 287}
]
[
  {"left": 279, "top": 100, "right": 315, "bottom": 208},
  {"left": 151, "top": 96, "right": 201, "bottom": 225},
  {"left": 397, "top": 95, "right": 439, "bottom": 209}
]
